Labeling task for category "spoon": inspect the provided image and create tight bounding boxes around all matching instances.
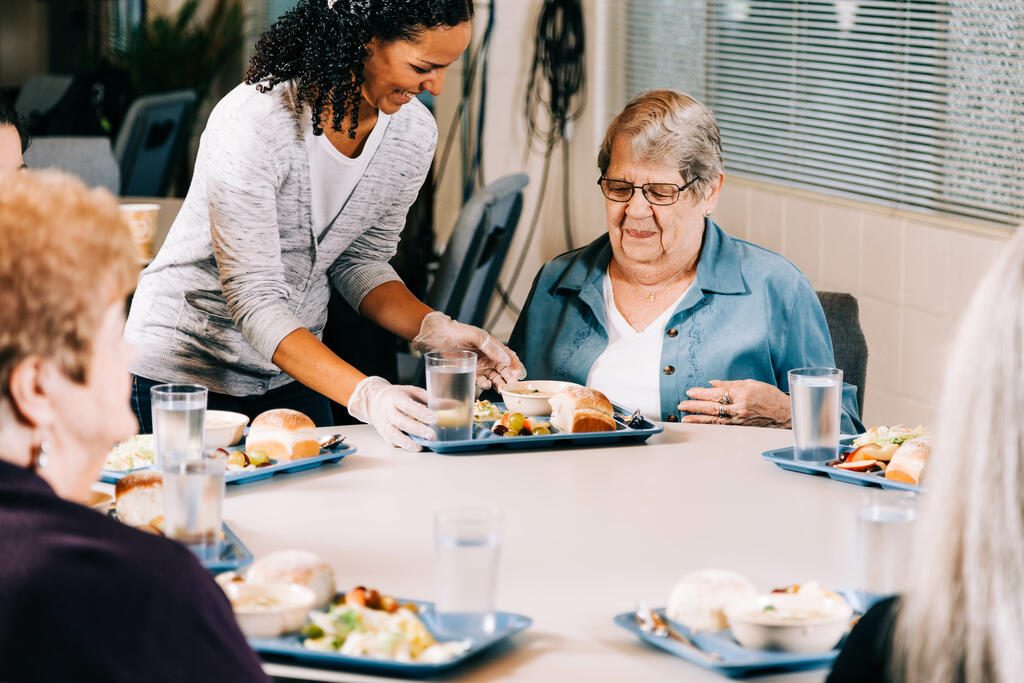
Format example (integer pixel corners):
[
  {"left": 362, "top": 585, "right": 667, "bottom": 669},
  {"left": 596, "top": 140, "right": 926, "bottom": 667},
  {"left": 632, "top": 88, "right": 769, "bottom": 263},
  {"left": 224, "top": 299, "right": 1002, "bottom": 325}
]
[
  {"left": 318, "top": 434, "right": 346, "bottom": 451},
  {"left": 634, "top": 602, "right": 721, "bottom": 662}
]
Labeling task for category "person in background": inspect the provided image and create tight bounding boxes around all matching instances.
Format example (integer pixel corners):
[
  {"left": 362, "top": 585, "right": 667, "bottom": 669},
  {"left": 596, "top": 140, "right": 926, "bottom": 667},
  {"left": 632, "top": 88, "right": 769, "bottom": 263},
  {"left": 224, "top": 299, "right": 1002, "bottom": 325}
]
[
  {"left": 0, "top": 96, "right": 29, "bottom": 171},
  {"left": 0, "top": 170, "right": 269, "bottom": 682},
  {"left": 828, "top": 227, "right": 1024, "bottom": 683},
  {"left": 125, "top": 0, "right": 524, "bottom": 450},
  {"left": 509, "top": 90, "right": 862, "bottom": 433}
]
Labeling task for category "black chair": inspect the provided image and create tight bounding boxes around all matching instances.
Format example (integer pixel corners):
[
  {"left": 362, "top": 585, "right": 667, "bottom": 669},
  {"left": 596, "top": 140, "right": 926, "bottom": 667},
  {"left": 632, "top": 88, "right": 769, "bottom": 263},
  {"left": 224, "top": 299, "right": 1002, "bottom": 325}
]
[
  {"left": 816, "top": 291, "right": 868, "bottom": 417},
  {"left": 396, "top": 173, "right": 529, "bottom": 385},
  {"left": 425, "top": 173, "right": 529, "bottom": 326},
  {"left": 114, "top": 90, "right": 197, "bottom": 196}
]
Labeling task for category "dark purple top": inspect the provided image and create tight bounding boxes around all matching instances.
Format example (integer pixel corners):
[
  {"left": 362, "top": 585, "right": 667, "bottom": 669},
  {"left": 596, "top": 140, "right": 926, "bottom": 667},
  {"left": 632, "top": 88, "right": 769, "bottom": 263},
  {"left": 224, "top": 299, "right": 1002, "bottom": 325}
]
[{"left": 0, "top": 459, "right": 270, "bottom": 682}]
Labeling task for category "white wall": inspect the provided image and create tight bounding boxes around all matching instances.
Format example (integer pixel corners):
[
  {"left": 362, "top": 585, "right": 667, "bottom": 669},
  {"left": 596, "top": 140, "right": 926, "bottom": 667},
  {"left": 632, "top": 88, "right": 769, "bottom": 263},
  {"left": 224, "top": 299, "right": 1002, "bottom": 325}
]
[{"left": 434, "top": 0, "right": 1011, "bottom": 428}]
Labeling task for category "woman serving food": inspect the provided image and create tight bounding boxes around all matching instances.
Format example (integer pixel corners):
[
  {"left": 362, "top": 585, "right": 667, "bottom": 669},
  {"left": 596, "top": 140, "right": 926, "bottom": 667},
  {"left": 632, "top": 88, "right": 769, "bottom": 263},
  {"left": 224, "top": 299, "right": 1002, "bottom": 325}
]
[
  {"left": 509, "top": 90, "right": 862, "bottom": 433},
  {"left": 125, "top": 0, "right": 524, "bottom": 451}
]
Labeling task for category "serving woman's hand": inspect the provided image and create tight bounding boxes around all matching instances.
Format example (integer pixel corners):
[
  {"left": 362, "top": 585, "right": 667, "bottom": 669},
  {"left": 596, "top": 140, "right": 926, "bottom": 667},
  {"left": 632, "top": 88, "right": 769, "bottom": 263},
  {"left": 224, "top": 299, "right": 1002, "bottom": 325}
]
[
  {"left": 678, "top": 379, "right": 791, "bottom": 428},
  {"left": 348, "top": 376, "right": 437, "bottom": 451},
  {"left": 412, "top": 312, "right": 527, "bottom": 390}
]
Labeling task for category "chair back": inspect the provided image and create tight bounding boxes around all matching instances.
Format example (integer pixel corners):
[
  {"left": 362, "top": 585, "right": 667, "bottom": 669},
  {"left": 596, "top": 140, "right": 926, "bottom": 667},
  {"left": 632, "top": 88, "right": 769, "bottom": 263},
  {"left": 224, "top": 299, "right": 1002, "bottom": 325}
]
[
  {"left": 14, "top": 74, "right": 73, "bottom": 119},
  {"left": 23, "top": 136, "right": 120, "bottom": 194},
  {"left": 426, "top": 173, "right": 529, "bottom": 327},
  {"left": 113, "top": 90, "right": 197, "bottom": 196},
  {"left": 816, "top": 291, "right": 868, "bottom": 416}
]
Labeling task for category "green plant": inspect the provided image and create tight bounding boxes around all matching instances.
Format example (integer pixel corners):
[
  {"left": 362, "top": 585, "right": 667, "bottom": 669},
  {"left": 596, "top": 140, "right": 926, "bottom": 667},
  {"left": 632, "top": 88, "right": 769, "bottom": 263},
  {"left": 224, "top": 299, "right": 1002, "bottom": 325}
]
[{"left": 114, "top": 0, "right": 246, "bottom": 102}]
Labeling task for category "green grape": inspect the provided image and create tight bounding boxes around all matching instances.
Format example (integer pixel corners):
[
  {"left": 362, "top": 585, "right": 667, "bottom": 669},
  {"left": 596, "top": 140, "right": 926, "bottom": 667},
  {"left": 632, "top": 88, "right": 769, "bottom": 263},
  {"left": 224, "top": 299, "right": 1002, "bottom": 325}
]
[
  {"left": 247, "top": 449, "right": 270, "bottom": 466},
  {"left": 507, "top": 413, "right": 526, "bottom": 432},
  {"left": 227, "top": 450, "right": 247, "bottom": 468},
  {"left": 532, "top": 426, "right": 551, "bottom": 435}
]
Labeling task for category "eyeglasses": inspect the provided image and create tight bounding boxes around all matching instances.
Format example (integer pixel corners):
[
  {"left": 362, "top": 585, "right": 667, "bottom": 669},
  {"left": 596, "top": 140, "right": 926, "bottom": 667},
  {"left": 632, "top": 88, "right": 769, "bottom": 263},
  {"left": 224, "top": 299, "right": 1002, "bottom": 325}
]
[{"left": 597, "top": 176, "right": 701, "bottom": 206}]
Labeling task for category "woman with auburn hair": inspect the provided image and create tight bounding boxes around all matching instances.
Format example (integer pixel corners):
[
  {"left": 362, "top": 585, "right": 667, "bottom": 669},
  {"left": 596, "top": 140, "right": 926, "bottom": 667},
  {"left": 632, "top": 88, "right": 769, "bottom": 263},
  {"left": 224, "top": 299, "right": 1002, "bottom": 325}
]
[
  {"left": 0, "top": 170, "right": 268, "bottom": 682},
  {"left": 125, "top": 0, "right": 524, "bottom": 450},
  {"left": 828, "top": 227, "right": 1024, "bottom": 683}
]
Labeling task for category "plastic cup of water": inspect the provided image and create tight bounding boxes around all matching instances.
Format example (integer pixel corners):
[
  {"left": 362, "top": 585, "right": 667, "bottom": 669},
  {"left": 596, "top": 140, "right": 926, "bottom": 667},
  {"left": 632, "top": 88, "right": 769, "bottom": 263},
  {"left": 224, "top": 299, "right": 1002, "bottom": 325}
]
[
  {"left": 855, "top": 489, "right": 918, "bottom": 612},
  {"left": 434, "top": 507, "right": 503, "bottom": 639},
  {"left": 425, "top": 351, "right": 476, "bottom": 441},
  {"left": 151, "top": 383, "right": 207, "bottom": 467},
  {"left": 788, "top": 367, "right": 843, "bottom": 461},
  {"left": 162, "top": 450, "right": 225, "bottom": 563}
]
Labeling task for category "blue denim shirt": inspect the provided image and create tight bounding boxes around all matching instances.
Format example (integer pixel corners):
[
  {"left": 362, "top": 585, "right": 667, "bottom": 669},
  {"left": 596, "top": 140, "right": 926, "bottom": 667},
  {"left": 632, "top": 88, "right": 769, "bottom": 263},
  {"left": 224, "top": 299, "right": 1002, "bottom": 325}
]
[{"left": 508, "top": 219, "right": 863, "bottom": 434}]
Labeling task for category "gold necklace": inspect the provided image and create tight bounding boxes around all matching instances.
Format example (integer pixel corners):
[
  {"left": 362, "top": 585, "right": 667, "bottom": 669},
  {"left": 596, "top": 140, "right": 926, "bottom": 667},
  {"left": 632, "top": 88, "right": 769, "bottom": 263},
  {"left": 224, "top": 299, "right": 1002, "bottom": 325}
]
[{"left": 612, "top": 262, "right": 688, "bottom": 303}]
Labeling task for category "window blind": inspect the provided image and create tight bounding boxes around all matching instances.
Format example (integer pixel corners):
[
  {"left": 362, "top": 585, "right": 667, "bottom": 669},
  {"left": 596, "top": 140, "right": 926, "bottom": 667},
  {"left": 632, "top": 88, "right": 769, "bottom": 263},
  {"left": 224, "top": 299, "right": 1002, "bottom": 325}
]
[{"left": 606, "top": 1, "right": 1024, "bottom": 228}]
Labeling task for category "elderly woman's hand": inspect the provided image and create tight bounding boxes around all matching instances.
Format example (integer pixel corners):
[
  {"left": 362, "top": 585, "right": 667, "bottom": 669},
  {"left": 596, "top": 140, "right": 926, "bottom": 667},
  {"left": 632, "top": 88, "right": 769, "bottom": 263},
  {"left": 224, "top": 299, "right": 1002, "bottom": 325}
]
[{"left": 678, "top": 379, "right": 791, "bottom": 428}]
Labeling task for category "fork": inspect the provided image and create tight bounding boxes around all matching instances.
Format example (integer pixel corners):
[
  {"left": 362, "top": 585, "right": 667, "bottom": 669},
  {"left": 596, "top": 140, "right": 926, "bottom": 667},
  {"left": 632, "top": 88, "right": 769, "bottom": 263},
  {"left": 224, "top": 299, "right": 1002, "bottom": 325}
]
[{"left": 634, "top": 602, "right": 721, "bottom": 662}]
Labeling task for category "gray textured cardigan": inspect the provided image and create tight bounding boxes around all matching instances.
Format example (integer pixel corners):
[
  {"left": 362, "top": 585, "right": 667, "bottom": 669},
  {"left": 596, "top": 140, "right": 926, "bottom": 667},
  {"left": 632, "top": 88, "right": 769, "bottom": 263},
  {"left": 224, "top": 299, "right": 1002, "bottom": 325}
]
[{"left": 125, "top": 82, "right": 437, "bottom": 395}]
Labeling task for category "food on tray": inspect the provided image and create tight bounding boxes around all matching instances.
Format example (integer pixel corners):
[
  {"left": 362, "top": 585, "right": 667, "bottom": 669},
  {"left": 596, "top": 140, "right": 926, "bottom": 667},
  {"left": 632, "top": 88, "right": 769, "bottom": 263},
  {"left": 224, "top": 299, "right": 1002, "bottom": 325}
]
[
  {"left": 302, "top": 586, "right": 470, "bottom": 663},
  {"left": 548, "top": 386, "right": 616, "bottom": 433},
  {"left": 666, "top": 569, "right": 758, "bottom": 631},
  {"left": 114, "top": 471, "right": 164, "bottom": 527},
  {"left": 473, "top": 399, "right": 503, "bottom": 422},
  {"left": 724, "top": 582, "right": 853, "bottom": 653},
  {"left": 245, "top": 408, "right": 320, "bottom": 461},
  {"left": 214, "top": 447, "right": 273, "bottom": 472},
  {"left": 223, "top": 581, "right": 318, "bottom": 638},
  {"left": 885, "top": 435, "right": 931, "bottom": 485},
  {"left": 490, "top": 411, "right": 551, "bottom": 436},
  {"left": 204, "top": 409, "right": 249, "bottom": 449},
  {"left": 828, "top": 424, "right": 931, "bottom": 478},
  {"left": 104, "top": 434, "right": 156, "bottom": 472},
  {"left": 246, "top": 549, "right": 337, "bottom": 609}
]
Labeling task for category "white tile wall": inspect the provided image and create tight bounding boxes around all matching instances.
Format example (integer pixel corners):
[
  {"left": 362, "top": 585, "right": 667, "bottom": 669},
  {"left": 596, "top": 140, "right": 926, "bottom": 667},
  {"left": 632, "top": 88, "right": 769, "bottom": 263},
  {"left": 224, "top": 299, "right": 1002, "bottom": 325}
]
[{"left": 726, "top": 178, "right": 1010, "bottom": 427}]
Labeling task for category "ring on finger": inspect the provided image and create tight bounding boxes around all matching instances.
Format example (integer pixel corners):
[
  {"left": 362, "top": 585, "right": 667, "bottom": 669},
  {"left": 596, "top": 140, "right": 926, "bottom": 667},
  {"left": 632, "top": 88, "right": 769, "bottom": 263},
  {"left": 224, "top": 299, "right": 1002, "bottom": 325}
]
[
  {"left": 718, "top": 405, "right": 727, "bottom": 418},
  {"left": 718, "top": 392, "right": 732, "bottom": 405}
]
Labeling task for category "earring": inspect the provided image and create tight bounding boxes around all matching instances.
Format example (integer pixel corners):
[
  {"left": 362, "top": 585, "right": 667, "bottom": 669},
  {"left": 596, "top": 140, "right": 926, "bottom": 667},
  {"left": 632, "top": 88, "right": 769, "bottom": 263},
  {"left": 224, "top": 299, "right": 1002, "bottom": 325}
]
[
  {"left": 703, "top": 209, "right": 712, "bottom": 218},
  {"left": 29, "top": 439, "right": 50, "bottom": 472}
]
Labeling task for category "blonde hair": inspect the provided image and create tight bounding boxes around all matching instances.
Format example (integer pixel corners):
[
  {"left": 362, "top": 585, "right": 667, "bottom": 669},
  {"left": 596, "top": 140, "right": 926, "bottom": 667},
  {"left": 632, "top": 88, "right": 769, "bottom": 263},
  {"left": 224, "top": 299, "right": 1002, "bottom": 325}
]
[
  {"left": 0, "top": 170, "right": 137, "bottom": 404},
  {"left": 597, "top": 89, "right": 723, "bottom": 201},
  {"left": 892, "top": 227, "right": 1024, "bottom": 682}
]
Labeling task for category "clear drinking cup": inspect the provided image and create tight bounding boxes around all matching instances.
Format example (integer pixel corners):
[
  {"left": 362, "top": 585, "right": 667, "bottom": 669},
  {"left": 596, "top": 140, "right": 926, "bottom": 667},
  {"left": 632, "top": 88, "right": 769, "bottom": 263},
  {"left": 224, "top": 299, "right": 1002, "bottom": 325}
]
[
  {"left": 855, "top": 489, "right": 919, "bottom": 612},
  {"left": 425, "top": 350, "right": 476, "bottom": 441},
  {"left": 434, "top": 507, "right": 503, "bottom": 639},
  {"left": 151, "top": 384, "right": 208, "bottom": 467},
  {"left": 788, "top": 367, "right": 843, "bottom": 461},
  {"left": 162, "top": 450, "right": 226, "bottom": 563}
]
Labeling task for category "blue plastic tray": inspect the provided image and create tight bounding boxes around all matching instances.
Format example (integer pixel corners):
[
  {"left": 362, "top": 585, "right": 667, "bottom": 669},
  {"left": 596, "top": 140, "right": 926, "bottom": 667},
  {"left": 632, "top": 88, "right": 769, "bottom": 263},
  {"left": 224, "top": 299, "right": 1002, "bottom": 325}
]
[
  {"left": 614, "top": 590, "right": 864, "bottom": 679},
  {"left": 411, "top": 403, "right": 663, "bottom": 454},
  {"left": 761, "top": 438, "right": 923, "bottom": 493},
  {"left": 249, "top": 599, "right": 532, "bottom": 677},
  {"left": 206, "top": 523, "right": 255, "bottom": 573},
  {"left": 100, "top": 444, "right": 354, "bottom": 485}
]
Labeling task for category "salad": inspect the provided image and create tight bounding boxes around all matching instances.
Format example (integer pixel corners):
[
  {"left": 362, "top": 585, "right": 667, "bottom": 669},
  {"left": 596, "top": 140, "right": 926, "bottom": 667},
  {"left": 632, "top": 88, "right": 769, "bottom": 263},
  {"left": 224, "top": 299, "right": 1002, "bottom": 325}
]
[
  {"left": 302, "top": 599, "right": 469, "bottom": 663},
  {"left": 104, "top": 434, "right": 156, "bottom": 471},
  {"left": 852, "top": 425, "right": 929, "bottom": 448}
]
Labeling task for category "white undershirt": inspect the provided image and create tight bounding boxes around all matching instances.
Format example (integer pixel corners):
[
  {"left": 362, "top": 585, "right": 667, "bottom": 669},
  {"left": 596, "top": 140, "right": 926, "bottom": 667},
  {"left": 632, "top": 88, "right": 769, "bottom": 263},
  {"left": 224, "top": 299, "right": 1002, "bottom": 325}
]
[
  {"left": 587, "top": 272, "right": 690, "bottom": 420},
  {"left": 305, "top": 110, "right": 390, "bottom": 237}
]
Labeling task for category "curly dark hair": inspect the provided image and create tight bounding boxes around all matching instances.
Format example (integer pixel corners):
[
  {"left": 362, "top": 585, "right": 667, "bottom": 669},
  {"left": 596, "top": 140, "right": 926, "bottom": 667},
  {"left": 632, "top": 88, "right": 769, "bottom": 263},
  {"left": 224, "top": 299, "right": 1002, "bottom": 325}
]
[
  {"left": 245, "top": 0, "right": 472, "bottom": 139},
  {"left": 0, "top": 95, "right": 30, "bottom": 153}
]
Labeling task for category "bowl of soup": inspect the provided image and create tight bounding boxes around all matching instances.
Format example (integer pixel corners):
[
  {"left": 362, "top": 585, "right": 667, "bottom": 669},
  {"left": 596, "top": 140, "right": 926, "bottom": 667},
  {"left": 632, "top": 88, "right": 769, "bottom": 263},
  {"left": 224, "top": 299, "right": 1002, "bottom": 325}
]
[
  {"left": 204, "top": 410, "right": 250, "bottom": 449},
  {"left": 724, "top": 590, "right": 853, "bottom": 653},
  {"left": 499, "top": 380, "right": 583, "bottom": 416}
]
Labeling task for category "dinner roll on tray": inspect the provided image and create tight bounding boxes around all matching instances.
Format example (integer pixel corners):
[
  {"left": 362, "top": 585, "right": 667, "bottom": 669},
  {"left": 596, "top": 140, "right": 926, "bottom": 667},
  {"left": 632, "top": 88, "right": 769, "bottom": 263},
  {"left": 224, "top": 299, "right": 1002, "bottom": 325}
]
[
  {"left": 548, "top": 386, "right": 616, "bottom": 433},
  {"left": 245, "top": 549, "right": 337, "bottom": 609},
  {"left": 114, "top": 471, "right": 164, "bottom": 528},
  {"left": 667, "top": 569, "right": 759, "bottom": 631},
  {"left": 245, "top": 408, "right": 319, "bottom": 460}
]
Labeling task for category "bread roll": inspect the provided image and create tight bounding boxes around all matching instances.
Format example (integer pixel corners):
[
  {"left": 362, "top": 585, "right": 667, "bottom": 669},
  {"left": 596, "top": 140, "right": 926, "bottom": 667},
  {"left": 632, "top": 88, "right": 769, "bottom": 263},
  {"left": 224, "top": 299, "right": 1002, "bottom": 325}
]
[
  {"left": 548, "top": 387, "right": 616, "bottom": 433},
  {"left": 666, "top": 569, "right": 758, "bottom": 631},
  {"left": 885, "top": 436, "right": 931, "bottom": 485},
  {"left": 247, "top": 550, "right": 336, "bottom": 609},
  {"left": 245, "top": 408, "right": 319, "bottom": 461},
  {"left": 114, "top": 471, "right": 164, "bottom": 527}
]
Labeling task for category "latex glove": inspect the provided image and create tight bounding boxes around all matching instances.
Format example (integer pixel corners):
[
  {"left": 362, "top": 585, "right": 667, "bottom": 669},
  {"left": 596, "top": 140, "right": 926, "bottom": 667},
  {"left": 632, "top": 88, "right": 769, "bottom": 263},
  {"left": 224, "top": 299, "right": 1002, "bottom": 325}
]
[
  {"left": 348, "top": 376, "right": 436, "bottom": 451},
  {"left": 412, "top": 311, "right": 527, "bottom": 390}
]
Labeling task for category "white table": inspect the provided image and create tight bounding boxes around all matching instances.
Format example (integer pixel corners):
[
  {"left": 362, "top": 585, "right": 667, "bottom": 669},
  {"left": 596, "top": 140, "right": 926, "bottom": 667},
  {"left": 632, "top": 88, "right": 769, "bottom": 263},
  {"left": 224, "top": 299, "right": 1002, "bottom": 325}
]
[{"left": 217, "top": 423, "right": 866, "bottom": 682}]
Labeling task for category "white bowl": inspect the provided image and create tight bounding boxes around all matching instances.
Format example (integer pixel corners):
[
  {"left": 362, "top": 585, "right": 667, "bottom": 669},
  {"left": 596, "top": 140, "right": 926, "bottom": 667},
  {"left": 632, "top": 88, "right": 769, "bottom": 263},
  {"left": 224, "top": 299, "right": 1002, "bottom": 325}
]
[
  {"left": 499, "top": 380, "right": 583, "bottom": 416},
  {"left": 724, "top": 593, "right": 853, "bottom": 653},
  {"left": 204, "top": 410, "right": 249, "bottom": 449},
  {"left": 222, "top": 581, "right": 317, "bottom": 638}
]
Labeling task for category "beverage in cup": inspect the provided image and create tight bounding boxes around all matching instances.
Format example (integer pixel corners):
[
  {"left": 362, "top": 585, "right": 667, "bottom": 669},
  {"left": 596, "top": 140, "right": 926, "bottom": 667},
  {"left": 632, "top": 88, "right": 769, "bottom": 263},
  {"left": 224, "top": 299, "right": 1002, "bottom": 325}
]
[
  {"left": 151, "top": 384, "right": 207, "bottom": 468},
  {"left": 163, "top": 450, "right": 226, "bottom": 562},
  {"left": 789, "top": 367, "right": 843, "bottom": 461},
  {"left": 434, "top": 507, "right": 503, "bottom": 639},
  {"left": 119, "top": 203, "right": 160, "bottom": 261},
  {"left": 425, "top": 350, "right": 476, "bottom": 441}
]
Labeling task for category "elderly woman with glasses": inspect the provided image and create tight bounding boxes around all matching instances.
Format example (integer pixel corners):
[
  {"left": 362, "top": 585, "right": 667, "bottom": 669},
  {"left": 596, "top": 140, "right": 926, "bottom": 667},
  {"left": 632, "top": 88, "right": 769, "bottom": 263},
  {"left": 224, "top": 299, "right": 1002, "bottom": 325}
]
[{"left": 509, "top": 90, "right": 862, "bottom": 432}]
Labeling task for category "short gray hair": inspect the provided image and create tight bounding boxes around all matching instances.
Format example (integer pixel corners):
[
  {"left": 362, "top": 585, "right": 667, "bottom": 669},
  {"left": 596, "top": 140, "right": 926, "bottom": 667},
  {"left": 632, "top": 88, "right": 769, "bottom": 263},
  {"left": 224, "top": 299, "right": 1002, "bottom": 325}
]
[{"left": 598, "top": 90, "right": 723, "bottom": 201}]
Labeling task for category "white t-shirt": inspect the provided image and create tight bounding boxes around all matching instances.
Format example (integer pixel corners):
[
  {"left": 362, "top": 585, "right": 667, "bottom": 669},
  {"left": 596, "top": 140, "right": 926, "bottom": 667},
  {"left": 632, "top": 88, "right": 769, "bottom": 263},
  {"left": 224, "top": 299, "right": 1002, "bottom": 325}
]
[
  {"left": 305, "top": 111, "right": 391, "bottom": 237},
  {"left": 587, "top": 272, "right": 690, "bottom": 420}
]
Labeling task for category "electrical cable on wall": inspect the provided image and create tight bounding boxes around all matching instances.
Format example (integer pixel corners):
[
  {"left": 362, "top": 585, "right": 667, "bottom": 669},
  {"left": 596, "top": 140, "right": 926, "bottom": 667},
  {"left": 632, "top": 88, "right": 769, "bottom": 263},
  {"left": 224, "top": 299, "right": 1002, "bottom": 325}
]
[{"left": 486, "top": 0, "right": 586, "bottom": 330}]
